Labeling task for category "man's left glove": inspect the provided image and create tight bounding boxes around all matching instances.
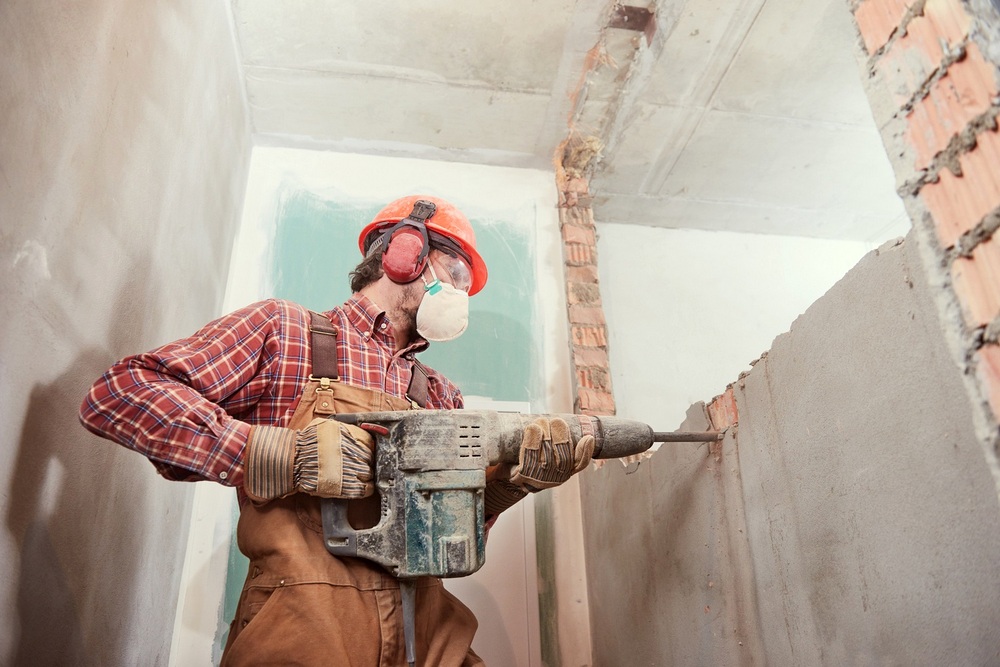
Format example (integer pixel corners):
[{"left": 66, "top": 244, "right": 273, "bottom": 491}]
[
  {"left": 244, "top": 419, "right": 375, "bottom": 503},
  {"left": 510, "top": 417, "right": 595, "bottom": 491},
  {"left": 484, "top": 417, "right": 595, "bottom": 517}
]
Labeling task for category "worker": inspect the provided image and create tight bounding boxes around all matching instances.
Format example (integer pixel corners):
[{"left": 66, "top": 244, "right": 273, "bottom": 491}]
[{"left": 79, "top": 194, "right": 595, "bottom": 666}]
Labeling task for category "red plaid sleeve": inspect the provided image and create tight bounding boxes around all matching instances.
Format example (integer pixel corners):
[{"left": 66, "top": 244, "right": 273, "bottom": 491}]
[{"left": 79, "top": 300, "right": 310, "bottom": 486}]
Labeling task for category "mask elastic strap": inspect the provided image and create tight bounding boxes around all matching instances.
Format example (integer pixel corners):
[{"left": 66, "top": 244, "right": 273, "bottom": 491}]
[{"left": 422, "top": 263, "right": 443, "bottom": 294}]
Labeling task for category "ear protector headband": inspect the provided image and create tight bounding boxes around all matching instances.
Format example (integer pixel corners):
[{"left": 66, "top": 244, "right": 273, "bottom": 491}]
[{"left": 375, "top": 200, "right": 436, "bottom": 285}]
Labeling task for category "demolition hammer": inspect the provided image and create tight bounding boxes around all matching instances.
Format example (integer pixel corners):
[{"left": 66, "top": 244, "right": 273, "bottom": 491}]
[{"left": 320, "top": 409, "right": 719, "bottom": 667}]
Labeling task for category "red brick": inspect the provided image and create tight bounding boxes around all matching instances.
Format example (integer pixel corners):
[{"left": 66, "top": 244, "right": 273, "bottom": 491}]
[
  {"left": 854, "top": 0, "right": 918, "bottom": 54},
  {"left": 562, "top": 223, "right": 596, "bottom": 246},
  {"left": 906, "top": 43, "right": 999, "bottom": 170},
  {"left": 707, "top": 387, "right": 738, "bottom": 429},
  {"left": 569, "top": 304, "right": 607, "bottom": 326},
  {"left": 878, "top": 21, "right": 943, "bottom": 107},
  {"left": 577, "top": 388, "right": 616, "bottom": 416},
  {"left": 876, "top": 0, "right": 971, "bottom": 106},
  {"left": 976, "top": 343, "right": 1000, "bottom": 420},
  {"left": 576, "top": 367, "right": 611, "bottom": 391},
  {"left": 573, "top": 346, "right": 609, "bottom": 369},
  {"left": 572, "top": 324, "right": 607, "bottom": 347},
  {"left": 565, "top": 265, "right": 600, "bottom": 284},
  {"left": 559, "top": 206, "right": 595, "bottom": 228},
  {"left": 951, "top": 237, "right": 1000, "bottom": 327},
  {"left": 565, "top": 243, "right": 595, "bottom": 266},
  {"left": 923, "top": 0, "right": 972, "bottom": 46},
  {"left": 567, "top": 281, "right": 602, "bottom": 306},
  {"left": 921, "top": 125, "right": 1000, "bottom": 248}
]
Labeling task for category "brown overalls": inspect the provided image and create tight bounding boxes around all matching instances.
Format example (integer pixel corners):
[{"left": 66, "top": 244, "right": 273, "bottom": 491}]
[{"left": 221, "top": 313, "right": 483, "bottom": 666}]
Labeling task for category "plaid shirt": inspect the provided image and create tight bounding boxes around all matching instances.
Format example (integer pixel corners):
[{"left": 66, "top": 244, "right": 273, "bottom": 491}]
[{"left": 79, "top": 296, "right": 464, "bottom": 487}]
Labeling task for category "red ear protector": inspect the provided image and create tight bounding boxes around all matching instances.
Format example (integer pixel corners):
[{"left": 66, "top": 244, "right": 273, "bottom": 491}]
[{"left": 376, "top": 200, "right": 436, "bottom": 284}]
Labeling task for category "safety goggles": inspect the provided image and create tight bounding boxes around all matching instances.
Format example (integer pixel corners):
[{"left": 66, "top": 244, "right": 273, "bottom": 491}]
[{"left": 432, "top": 250, "right": 473, "bottom": 293}]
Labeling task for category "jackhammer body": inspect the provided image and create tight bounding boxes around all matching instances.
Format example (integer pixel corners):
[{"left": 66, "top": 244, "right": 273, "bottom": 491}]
[
  {"left": 316, "top": 409, "right": 676, "bottom": 666},
  {"left": 320, "top": 410, "right": 654, "bottom": 578}
]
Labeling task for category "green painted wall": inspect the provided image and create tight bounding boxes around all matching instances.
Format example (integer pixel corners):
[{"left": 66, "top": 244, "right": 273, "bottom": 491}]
[{"left": 216, "top": 501, "right": 243, "bottom": 661}]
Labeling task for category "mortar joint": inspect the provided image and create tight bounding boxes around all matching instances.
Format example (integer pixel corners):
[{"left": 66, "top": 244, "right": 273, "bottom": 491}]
[
  {"left": 894, "top": 41, "right": 969, "bottom": 117},
  {"left": 862, "top": 0, "right": 930, "bottom": 64},
  {"left": 984, "top": 315, "right": 1000, "bottom": 344},
  {"left": 953, "top": 211, "right": 1000, "bottom": 257},
  {"left": 899, "top": 105, "right": 1000, "bottom": 197}
]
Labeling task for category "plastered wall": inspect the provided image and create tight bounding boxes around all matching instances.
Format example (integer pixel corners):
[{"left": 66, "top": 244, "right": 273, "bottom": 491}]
[
  {"left": 0, "top": 1, "right": 250, "bottom": 663},
  {"left": 580, "top": 233, "right": 1000, "bottom": 664}
]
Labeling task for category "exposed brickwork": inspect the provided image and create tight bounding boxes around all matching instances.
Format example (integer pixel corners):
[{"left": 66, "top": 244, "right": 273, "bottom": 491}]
[
  {"left": 565, "top": 242, "right": 596, "bottom": 266},
  {"left": 920, "top": 124, "right": 1000, "bottom": 248},
  {"left": 567, "top": 281, "right": 602, "bottom": 306},
  {"left": 877, "top": 0, "right": 971, "bottom": 105},
  {"left": 562, "top": 223, "right": 597, "bottom": 246},
  {"left": 556, "top": 141, "right": 615, "bottom": 416},
  {"left": 568, "top": 304, "right": 607, "bottom": 327},
  {"left": 565, "top": 265, "right": 600, "bottom": 284},
  {"left": 577, "top": 387, "right": 616, "bottom": 414},
  {"left": 854, "top": 0, "right": 921, "bottom": 54},
  {"left": 707, "top": 386, "right": 739, "bottom": 430},
  {"left": 978, "top": 343, "right": 1000, "bottom": 418},
  {"left": 951, "top": 236, "right": 1000, "bottom": 327},
  {"left": 571, "top": 323, "right": 608, "bottom": 348},
  {"left": 922, "top": 0, "right": 973, "bottom": 47},
  {"left": 906, "top": 43, "right": 998, "bottom": 170},
  {"left": 851, "top": 0, "right": 1000, "bottom": 434},
  {"left": 573, "top": 346, "right": 609, "bottom": 369},
  {"left": 576, "top": 366, "right": 611, "bottom": 391}
]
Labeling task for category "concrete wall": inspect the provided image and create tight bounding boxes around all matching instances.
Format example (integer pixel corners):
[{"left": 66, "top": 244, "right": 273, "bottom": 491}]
[
  {"left": 0, "top": 1, "right": 250, "bottom": 664},
  {"left": 580, "top": 232, "right": 1000, "bottom": 665}
]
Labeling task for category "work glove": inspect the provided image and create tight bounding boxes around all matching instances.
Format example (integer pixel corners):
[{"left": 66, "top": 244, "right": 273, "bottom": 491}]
[
  {"left": 510, "top": 417, "right": 595, "bottom": 491},
  {"left": 484, "top": 417, "right": 595, "bottom": 516},
  {"left": 244, "top": 418, "right": 375, "bottom": 502}
]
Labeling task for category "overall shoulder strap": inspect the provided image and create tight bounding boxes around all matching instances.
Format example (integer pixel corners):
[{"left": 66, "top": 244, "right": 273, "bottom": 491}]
[
  {"left": 406, "top": 359, "right": 430, "bottom": 408},
  {"left": 310, "top": 308, "right": 428, "bottom": 409},
  {"left": 308, "top": 311, "right": 339, "bottom": 380}
]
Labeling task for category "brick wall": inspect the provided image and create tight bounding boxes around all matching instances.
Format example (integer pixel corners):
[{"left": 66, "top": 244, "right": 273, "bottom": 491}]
[
  {"left": 556, "top": 149, "right": 616, "bottom": 416},
  {"left": 851, "top": 0, "right": 1000, "bottom": 463}
]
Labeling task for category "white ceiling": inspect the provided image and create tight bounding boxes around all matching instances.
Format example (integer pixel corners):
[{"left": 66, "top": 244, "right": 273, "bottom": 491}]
[{"left": 231, "top": 0, "right": 909, "bottom": 243}]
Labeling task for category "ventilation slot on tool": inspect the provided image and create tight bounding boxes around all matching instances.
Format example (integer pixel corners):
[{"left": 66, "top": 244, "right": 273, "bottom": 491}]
[{"left": 457, "top": 424, "right": 483, "bottom": 458}]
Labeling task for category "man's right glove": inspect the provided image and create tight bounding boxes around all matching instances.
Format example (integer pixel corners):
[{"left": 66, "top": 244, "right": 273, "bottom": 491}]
[{"left": 244, "top": 418, "right": 375, "bottom": 503}]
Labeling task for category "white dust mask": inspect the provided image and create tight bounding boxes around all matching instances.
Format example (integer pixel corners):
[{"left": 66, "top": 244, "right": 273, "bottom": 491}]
[{"left": 416, "top": 264, "right": 469, "bottom": 342}]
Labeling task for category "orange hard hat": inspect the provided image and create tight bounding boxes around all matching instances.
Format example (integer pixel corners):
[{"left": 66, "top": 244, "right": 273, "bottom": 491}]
[{"left": 359, "top": 195, "right": 488, "bottom": 295}]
